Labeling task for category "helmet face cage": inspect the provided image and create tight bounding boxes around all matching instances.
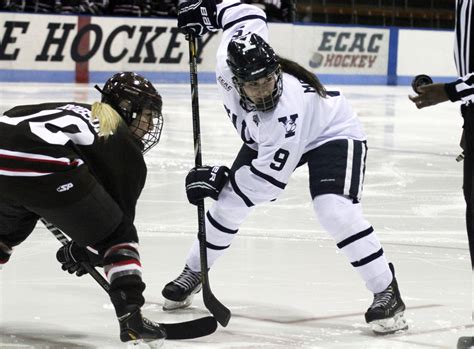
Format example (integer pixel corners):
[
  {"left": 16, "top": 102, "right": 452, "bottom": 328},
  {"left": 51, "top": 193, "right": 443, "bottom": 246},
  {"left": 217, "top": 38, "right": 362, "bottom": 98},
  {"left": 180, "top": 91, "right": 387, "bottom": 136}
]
[
  {"left": 227, "top": 33, "right": 283, "bottom": 112},
  {"left": 128, "top": 107, "right": 164, "bottom": 154},
  {"left": 100, "top": 72, "right": 163, "bottom": 153},
  {"left": 233, "top": 68, "right": 283, "bottom": 112}
]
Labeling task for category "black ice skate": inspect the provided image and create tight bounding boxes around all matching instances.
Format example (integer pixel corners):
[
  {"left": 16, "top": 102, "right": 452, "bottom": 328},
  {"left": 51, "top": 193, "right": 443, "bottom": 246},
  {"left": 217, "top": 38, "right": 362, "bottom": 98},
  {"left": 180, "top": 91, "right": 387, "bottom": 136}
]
[
  {"left": 162, "top": 265, "right": 202, "bottom": 311},
  {"left": 119, "top": 306, "right": 167, "bottom": 348},
  {"left": 365, "top": 263, "right": 408, "bottom": 335}
]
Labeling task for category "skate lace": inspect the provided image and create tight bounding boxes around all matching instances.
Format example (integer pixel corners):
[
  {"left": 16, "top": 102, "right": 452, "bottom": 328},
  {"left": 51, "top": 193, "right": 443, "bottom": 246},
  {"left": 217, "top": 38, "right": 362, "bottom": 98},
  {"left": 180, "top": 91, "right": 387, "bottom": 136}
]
[
  {"left": 371, "top": 285, "right": 394, "bottom": 309},
  {"left": 173, "top": 265, "right": 201, "bottom": 291},
  {"left": 142, "top": 317, "right": 166, "bottom": 338},
  {"left": 143, "top": 316, "right": 161, "bottom": 330},
  {"left": 143, "top": 317, "right": 155, "bottom": 327}
]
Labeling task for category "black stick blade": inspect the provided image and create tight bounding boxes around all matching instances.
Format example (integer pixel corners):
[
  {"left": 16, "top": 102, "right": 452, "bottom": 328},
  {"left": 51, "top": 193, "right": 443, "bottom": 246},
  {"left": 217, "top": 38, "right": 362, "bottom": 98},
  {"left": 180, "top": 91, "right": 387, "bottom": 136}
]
[
  {"left": 204, "top": 290, "right": 231, "bottom": 327},
  {"left": 162, "top": 316, "right": 218, "bottom": 339}
]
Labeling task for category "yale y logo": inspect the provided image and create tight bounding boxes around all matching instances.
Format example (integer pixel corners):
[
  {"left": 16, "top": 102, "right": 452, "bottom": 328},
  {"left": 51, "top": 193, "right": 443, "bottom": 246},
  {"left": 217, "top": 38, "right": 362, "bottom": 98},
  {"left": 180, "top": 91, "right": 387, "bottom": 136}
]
[{"left": 278, "top": 114, "right": 298, "bottom": 138}]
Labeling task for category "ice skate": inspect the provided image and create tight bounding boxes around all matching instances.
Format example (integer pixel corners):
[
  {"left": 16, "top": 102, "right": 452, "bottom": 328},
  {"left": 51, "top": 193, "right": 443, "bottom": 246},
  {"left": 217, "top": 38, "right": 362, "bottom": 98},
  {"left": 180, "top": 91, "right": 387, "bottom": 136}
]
[
  {"left": 365, "top": 263, "right": 408, "bottom": 335},
  {"left": 119, "top": 306, "right": 166, "bottom": 348},
  {"left": 162, "top": 265, "right": 202, "bottom": 310}
]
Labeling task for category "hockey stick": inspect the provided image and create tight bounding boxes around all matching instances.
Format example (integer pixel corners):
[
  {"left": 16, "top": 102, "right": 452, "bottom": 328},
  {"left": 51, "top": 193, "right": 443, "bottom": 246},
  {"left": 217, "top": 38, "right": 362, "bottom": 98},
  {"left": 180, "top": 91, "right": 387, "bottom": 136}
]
[
  {"left": 186, "top": 35, "right": 231, "bottom": 327},
  {"left": 40, "top": 218, "right": 111, "bottom": 291},
  {"left": 40, "top": 218, "right": 218, "bottom": 339}
]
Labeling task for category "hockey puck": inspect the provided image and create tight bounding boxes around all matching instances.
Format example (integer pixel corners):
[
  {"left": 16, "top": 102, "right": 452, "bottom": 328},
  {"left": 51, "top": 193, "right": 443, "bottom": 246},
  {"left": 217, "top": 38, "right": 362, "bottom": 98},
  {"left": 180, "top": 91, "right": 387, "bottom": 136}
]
[
  {"left": 457, "top": 336, "right": 474, "bottom": 349},
  {"left": 411, "top": 74, "right": 433, "bottom": 94}
]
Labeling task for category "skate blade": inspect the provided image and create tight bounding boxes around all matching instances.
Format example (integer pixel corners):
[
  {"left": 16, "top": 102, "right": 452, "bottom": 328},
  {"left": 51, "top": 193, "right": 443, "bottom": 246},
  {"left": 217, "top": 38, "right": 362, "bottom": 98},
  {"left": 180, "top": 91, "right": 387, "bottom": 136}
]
[
  {"left": 163, "top": 294, "right": 196, "bottom": 311},
  {"left": 126, "top": 338, "right": 164, "bottom": 349},
  {"left": 370, "top": 312, "right": 408, "bottom": 335}
]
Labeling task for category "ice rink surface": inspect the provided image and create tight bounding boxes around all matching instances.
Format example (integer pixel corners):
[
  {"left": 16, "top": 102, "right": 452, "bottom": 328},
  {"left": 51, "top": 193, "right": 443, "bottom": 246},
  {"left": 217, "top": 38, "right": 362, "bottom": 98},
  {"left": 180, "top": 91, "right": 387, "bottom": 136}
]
[{"left": 0, "top": 82, "right": 472, "bottom": 348}]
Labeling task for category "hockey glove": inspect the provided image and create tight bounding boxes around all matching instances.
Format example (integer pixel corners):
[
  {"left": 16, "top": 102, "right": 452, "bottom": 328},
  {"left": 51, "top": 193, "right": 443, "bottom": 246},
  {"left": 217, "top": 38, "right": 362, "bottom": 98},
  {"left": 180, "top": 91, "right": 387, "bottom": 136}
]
[
  {"left": 177, "top": 0, "right": 220, "bottom": 37},
  {"left": 0, "top": 241, "right": 12, "bottom": 265},
  {"left": 185, "top": 165, "right": 231, "bottom": 205},
  {"left": 56, "top": 241, "right": 102, "bottom": 277}
]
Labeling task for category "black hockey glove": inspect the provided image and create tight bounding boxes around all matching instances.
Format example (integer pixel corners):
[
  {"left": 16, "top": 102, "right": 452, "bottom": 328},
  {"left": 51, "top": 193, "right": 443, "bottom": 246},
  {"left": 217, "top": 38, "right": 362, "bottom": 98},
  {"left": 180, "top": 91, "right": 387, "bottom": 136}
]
[
  {"left": 56, "top": 241, "right": 102, "bottom": 277},
  {"left": 0, "top": 241, "right": 12, "bottom": 265},
  {"left": 185, "top": 165, "right": 231, "bottom": 205},
  {"left": 177, "top": 0, "right": 220, "bottom": 37}
]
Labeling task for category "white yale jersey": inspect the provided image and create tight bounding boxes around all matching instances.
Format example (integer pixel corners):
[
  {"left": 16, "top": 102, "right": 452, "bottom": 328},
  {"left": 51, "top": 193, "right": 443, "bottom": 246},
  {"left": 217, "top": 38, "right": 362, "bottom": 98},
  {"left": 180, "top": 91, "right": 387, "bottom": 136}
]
[{"left": 211, "top": 0, "right": 366, "bottom": 224}]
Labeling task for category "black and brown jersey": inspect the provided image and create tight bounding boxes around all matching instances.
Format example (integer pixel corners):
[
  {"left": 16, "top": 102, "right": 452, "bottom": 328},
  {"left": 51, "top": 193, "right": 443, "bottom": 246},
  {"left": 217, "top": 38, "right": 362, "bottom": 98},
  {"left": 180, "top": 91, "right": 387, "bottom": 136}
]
[
  {"left": 0, "top": 102, "right": 147, "bottom": 219},
  {"left": 0, "top": 103, "right": 98, "bottom": 177}
]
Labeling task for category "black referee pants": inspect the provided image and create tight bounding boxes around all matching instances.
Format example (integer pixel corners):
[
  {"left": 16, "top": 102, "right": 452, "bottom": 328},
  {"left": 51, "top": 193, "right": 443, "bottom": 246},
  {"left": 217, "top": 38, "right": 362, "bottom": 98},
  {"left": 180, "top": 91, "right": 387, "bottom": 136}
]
[{"left": 462, "top": 103, "right": 474, "bottom": 269}]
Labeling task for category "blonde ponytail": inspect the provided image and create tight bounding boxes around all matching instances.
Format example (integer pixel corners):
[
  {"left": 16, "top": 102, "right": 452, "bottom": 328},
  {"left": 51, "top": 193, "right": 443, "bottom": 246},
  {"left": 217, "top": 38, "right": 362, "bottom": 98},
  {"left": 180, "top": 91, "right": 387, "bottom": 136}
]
[{"left": 91, "top": 102, "right": 123, "bottom": 138}]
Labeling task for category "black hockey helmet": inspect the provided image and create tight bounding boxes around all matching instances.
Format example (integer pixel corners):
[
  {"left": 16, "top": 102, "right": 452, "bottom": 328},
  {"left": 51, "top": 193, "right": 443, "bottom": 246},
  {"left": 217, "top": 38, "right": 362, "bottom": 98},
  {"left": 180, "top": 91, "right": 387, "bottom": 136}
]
[
  {"left": 227, "top": 33, "right": 282, "bottom": 111},
  {"left": 95, "top": 72, "right": 163, "bottom": 153}
]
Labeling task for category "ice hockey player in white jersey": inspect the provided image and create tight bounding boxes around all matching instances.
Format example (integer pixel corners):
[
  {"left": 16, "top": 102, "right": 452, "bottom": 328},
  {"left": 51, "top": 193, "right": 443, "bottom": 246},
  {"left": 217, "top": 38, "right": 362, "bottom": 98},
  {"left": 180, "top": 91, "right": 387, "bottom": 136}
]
[{"left": 162, "top": 0, "right": 408, "bottom": 335}]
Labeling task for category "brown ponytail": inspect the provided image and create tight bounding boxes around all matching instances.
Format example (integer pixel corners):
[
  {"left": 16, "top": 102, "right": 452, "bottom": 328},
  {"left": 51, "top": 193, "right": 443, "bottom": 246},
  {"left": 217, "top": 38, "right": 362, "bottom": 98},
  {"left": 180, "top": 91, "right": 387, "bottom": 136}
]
[{"left": 277, "top": 55, "right": 327, "bottom": 98}]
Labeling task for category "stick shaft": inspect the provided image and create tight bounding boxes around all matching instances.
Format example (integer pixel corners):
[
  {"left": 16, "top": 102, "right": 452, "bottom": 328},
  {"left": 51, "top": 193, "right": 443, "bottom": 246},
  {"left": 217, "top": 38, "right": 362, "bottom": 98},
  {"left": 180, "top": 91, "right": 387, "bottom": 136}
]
[{"left": 187, "top": 36, "right": 231, "bottom": 327}]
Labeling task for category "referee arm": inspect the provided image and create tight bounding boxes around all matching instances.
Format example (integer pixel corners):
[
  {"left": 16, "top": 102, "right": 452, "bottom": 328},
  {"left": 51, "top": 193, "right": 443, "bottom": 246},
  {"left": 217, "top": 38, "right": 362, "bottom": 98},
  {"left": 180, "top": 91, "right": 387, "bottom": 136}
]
[{"left": 409, "top": 72, "right": 474, "bottom": 109}]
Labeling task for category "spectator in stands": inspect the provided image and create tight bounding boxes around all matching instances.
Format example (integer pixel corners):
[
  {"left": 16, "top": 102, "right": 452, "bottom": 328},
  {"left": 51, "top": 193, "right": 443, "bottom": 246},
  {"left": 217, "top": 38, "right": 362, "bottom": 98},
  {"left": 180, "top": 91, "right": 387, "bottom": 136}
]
[
  {"left": 150, "top": 0, "right": 177, "bottom": 17},
  {"left": 61, "top": 0, "right": 108, "bottom": 15},
  {"left": 24, "top": 0, "right": 61, "bottom": 13},
  {"left": 242, "top": 0, "right": 293, "bottom": 22},
  {"left": 1, "top": 0, "right": 60, "bottom": 12},
  {"left": 108, "top": 0, "right": 151, "bottom": 17},
  {"left": 1, "top": 0, "right": 25, "bottom": 11},
  {"left": 299, "top": 3, "right": 313, "bottom": 23}
]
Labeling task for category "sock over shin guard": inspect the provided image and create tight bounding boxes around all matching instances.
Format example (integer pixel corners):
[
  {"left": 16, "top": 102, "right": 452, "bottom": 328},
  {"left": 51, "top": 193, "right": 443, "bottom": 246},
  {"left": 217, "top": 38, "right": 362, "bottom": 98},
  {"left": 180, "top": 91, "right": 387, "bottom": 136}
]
[
  {"left": 186, "top": 210, "right": 240, "bottom": 272},
  {"left": 103, "top": 243, "right": 146, "bottom": 316},
  {"left": 313, "top": 194, "right": 392, "bottom": 293}
]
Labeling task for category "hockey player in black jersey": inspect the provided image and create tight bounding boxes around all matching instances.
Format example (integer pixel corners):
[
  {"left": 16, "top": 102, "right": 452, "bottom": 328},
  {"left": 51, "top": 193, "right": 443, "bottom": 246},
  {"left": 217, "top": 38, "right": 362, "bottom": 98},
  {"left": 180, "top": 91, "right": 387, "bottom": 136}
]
[
  {"left": 161, "top": 0, "right": 408, "bottom": 335},
  {"left": 0, "top": 72, "right": 166, "bottom": 346}
]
